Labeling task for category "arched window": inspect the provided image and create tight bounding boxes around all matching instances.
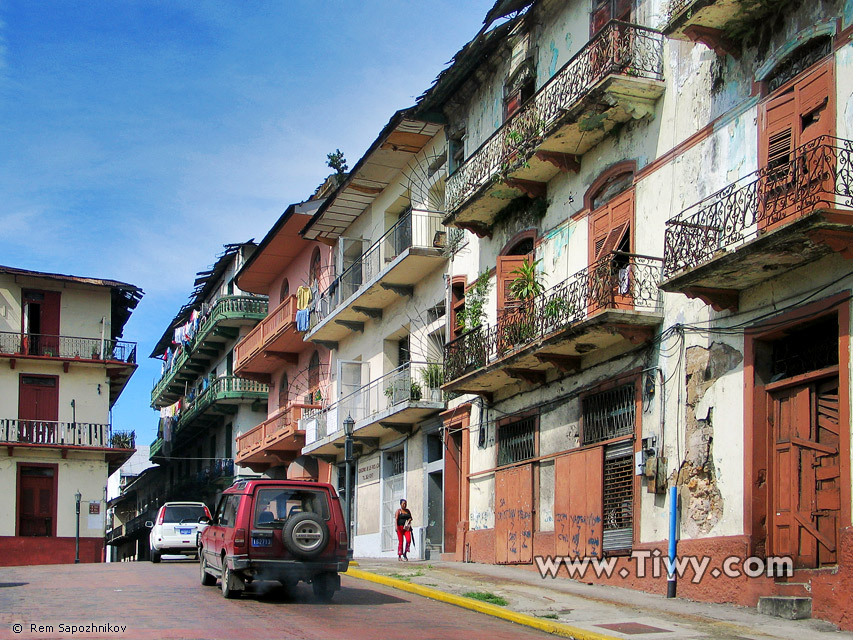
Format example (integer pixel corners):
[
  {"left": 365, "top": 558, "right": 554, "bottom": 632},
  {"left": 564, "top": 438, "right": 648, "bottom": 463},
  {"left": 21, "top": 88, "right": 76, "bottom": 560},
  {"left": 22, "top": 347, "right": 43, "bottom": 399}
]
[
  {"left": 308, "top": 350, "right": 320, "bottom": 395},
  {"left": 309, "top": 248, "right": 322, "bottom": 289},
  {"left": 279, "top": 278, "right": 289, "bottom": 305},
  {"left": 278, "top": 372, "right": 289, "bottom": 409}
]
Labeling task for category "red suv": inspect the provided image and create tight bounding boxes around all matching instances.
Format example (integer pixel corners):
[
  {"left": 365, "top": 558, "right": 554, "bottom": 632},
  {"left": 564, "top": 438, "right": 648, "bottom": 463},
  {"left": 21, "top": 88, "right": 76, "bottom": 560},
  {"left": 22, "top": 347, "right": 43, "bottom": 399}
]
[{"left": 198, "top": 479, "right": 349, "bottom": 601}]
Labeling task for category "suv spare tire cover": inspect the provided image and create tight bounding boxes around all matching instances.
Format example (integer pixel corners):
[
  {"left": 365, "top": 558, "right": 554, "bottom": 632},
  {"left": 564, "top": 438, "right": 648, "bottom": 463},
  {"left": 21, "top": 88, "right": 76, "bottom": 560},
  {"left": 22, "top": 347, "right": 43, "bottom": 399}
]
[{"left": 282, "top": 512, "right": 329, "bottom": 559}]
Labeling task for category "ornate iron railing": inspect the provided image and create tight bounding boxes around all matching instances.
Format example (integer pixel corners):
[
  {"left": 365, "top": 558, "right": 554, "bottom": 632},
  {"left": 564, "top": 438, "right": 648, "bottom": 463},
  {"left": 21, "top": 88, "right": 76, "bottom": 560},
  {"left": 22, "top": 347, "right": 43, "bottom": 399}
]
[
  {"left": 444, "top": 253, "right": 663, "bottom": 382},
  {"left": 302, "top": 361, "right": 444, "bottom": 444},
  {"left": 0, "top": 332, "right": 136, "bottom": 363},
  {"left": 0, "top": 419, "right": 134, "bottom": 449},
  {"left": 445, "top": 21, "right": 664, "bottom": 214},
  {"left": 663, "top": 0, "right": 698, "bottom": 25},
  {"left": 152, "top": 295, "right": 268, "bottom": 399},
  {"left": 309, "top": 210, "right": 445, "bottom": 330},
  {"left": 663, "top": 136, "right": 853, "bottom": 279}
]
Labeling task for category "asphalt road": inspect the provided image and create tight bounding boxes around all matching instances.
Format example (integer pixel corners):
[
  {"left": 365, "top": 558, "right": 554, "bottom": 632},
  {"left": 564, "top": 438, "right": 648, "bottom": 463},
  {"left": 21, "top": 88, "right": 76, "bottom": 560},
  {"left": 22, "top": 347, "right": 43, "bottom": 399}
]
[{"left": 0, "top": 559, "right": 553, "bottom": 640}]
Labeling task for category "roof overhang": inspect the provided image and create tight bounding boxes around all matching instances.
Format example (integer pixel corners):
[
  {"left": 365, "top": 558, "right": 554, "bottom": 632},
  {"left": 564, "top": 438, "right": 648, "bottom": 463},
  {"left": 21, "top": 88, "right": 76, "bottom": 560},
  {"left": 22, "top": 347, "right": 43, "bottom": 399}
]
[{"left": 301, "top": 110, "right": 443, "bottom": 243}]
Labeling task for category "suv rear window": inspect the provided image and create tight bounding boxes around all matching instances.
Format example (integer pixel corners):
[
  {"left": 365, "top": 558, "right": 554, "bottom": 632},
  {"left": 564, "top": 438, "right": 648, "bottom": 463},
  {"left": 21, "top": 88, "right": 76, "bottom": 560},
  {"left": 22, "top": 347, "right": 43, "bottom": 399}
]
[
  {"left": 163, "top": 505, "right": 207, "bottom": 524},
  {"left": 253, "top": 488, "right": 330, "bottom": 528}
]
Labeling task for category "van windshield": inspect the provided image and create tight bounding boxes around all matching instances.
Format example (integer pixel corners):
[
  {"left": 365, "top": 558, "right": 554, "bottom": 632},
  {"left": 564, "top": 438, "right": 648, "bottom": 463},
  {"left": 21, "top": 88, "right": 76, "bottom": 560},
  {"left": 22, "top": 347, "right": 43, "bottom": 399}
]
[{"left": 253, "top": 488, "right": 330, "bottom": 528}]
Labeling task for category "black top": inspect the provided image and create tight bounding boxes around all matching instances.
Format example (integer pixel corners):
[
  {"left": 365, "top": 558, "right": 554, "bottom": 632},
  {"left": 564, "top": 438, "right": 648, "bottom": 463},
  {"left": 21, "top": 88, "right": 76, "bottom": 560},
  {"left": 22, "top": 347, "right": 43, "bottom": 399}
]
[{"left": 396, "top": 508, "right": 412, "bottom": 527}]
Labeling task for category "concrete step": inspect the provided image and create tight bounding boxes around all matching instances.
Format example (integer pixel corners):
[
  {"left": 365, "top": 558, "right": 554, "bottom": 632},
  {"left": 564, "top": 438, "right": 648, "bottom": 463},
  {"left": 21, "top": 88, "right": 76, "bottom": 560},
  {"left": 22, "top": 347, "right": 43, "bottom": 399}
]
[{"left": 758, "top": 596, "right": 812, "bottom": 620}]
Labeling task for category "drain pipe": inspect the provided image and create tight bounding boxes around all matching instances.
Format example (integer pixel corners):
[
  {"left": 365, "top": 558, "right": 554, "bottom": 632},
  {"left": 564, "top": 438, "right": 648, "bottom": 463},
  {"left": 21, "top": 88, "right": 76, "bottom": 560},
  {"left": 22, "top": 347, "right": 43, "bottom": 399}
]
[{"left": 667, "top": 485, "right": 678, "bottom": 598}]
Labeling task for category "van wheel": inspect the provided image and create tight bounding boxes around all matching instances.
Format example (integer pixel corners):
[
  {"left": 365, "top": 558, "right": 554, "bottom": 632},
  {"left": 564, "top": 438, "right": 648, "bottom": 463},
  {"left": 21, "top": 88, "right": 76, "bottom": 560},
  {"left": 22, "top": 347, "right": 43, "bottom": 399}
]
[
  {"left": 312, "top": 573, "right": 337, "bottom": 603},
  {"left": 150, "top": 550, "right": 161, "bottom": 563},
  {"left": 221, "top": 564, "right": 242, "bottom": 599},
  {"left": 199, "top": 552, "right": 216, "bottom": 586},
  {"left": 283, "top": 512, "right": 329, "bottom": 559}
]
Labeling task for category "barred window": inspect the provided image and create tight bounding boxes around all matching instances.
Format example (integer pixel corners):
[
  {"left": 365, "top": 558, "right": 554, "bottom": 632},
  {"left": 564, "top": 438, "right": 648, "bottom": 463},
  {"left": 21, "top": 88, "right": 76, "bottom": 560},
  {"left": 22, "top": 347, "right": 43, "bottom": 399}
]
[
  {"left": 602, "top": 440, "right": 634, "bottom": 553},
  {"left": 581, "top": 383, "right": 635, "bottom": 445},
  {"left": 497, "top": 415, "right": 537, "bottom": 466},
  {"left": 389, "top": 449, "right": 405, "bottom": 476}
]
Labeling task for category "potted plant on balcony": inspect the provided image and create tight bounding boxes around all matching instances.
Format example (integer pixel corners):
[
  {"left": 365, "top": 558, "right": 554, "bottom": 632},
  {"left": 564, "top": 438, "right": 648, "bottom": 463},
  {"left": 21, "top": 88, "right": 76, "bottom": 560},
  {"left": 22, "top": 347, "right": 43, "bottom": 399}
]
[
  {"left": 498, "top": 258, "right": 543, "bottom": 352},
  {"left": 420, "top": 363, "right": 444, "bottom": 402}
]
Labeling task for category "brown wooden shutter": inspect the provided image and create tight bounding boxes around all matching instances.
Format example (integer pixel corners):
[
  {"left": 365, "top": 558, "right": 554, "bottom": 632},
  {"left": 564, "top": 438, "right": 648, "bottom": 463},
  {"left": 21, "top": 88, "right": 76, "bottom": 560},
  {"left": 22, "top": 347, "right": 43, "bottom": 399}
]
[
  {"left": 497, "top": 255, "right": 530, "bottom": 314},
  {"left": 589, "top": 189, "right": 634, "bottom": 264}
]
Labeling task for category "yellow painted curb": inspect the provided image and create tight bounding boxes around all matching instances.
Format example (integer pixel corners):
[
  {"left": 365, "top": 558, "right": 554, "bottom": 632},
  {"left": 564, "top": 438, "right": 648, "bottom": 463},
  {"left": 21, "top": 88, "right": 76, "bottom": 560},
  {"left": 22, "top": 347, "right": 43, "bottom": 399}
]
[{"left": 344, "top": 567, "right": 621, "bottom": 640}]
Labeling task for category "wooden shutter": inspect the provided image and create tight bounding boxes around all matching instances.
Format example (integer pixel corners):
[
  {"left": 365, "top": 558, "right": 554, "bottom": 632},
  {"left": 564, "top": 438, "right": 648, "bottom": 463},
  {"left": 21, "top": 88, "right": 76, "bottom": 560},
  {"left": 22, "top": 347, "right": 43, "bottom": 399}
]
[
  {"left": 495, "top": 463, "right": 534, "bottom": 564},
  {"left": 589, "top": 189, "right": 634, "bottom": 264},
  {"left": 554, "top": 447, "right": 603, "bottom": 557},
  {"left": 497, "top": 255, "right": 530, "bottom": 315}
]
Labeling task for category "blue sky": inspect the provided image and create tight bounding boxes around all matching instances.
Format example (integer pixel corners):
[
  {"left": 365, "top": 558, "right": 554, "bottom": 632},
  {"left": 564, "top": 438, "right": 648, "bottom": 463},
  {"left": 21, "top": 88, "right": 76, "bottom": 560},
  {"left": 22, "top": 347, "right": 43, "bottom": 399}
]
[{"left": 0, "top": 1, "right": 496, "bottom": 445}]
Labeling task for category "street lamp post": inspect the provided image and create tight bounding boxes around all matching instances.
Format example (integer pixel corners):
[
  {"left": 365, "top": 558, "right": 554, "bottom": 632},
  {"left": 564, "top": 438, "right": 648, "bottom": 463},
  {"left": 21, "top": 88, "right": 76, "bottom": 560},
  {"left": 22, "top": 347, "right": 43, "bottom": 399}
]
[
  {"left": 343, "top": 414, "right": 355, "bottom": 551},
  {"left": 74, "top": 491, "right": 82, "bottom": 564}
]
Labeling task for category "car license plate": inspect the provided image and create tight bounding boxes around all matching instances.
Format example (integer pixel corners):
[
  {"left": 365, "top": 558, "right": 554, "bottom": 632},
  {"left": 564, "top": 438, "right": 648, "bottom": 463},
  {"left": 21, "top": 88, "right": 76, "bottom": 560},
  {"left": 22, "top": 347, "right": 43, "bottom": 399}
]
[
  {"left": 178, "top": 528, "right": 193, "bottom": 535},
  {"left": 252, "top": 537, "right": 271, "bottom": 547}
]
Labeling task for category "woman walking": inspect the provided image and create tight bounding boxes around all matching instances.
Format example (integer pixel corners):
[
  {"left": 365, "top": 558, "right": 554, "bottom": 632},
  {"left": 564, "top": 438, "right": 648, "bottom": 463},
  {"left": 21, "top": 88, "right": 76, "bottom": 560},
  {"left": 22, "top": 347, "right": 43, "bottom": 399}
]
[{"left": 395, "top": 499, "right": 413, "bottom": 560}]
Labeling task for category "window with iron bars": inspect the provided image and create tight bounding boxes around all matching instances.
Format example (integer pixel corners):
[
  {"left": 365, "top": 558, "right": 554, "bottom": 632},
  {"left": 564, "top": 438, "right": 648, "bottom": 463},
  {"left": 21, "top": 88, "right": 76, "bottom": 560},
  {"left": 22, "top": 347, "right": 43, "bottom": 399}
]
[
  {"left": 497, "top": 415, "right": 537, "bottom": 466},
  {"left": 603, "top": 440, "right": 634, "bottom": 553},
  {"left": 581, "top": 383, "right": 635, "bottom": 446},
  {"left": 389, "top": 449, "right": 405, "bottom": 476}
]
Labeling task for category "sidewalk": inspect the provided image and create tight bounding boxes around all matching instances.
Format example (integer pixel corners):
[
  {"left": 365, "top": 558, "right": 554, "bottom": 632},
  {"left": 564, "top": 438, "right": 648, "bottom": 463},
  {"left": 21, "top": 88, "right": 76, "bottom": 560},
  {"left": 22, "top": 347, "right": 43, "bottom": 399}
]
[{"left": 346, "top": 558, "right": 852, "bottom": 640}]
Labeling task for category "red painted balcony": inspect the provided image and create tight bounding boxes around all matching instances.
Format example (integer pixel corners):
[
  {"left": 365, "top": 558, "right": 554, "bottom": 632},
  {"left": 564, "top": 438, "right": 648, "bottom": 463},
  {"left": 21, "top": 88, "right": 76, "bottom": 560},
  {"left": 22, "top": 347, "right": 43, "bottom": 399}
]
[
  {"left": 234, "top": 402, "right": 318, "bottom": 472},
  {"left": 234, "top": 294, "right": 302, "bottom": 382}
]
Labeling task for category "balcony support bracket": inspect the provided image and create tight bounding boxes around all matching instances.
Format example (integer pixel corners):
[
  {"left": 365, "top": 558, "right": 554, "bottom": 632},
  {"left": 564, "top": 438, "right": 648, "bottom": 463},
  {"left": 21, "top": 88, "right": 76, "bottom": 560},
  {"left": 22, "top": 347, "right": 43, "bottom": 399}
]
[
  {"left": 535, "top": 353, "right": 581, "bottom": 374},
  {"left": 682, "top": 25, "right": 739, "bottom": 59},
  {"left": 456, "top": 221, "right": 492, "bottom": 239},
  {"left": 504, "top": 178, "right": 547, "bottom": 199},
  {"left": 352, "top": 306, "right": 383, "bottom": 320},
  {"left": 380, "top": 422, "right": 413, "bottom": 435},
  {"left": 380, "top": 283, "right": 414, "bottom": 298},
  {"left": 335, "top": 320, "right": 364, "bottom": 333},
  {"left": 333, "top": 442, "right": 365, "bottom": 456},
  {"left": 312, "top": 454, "right": 339, "bottom": 465},
  {"left": 313, "top": 340, "right": 339, "bottom": 350},
  {"left": 683, "top": 286, "right": 740, "bottom": 313},
  {"left": 352, "top": 436, "right": 379, "bottom": 447},
  {"left": 535, "top": 151, "right": 580, "bottom": 174},
  {"left": 63, "top": 362, "right": 70, "bottom": 373},
  {"left": 611, "top": 324, "right": 656, "bottom": 345},
  {"left": 506, "top": 368, "right": 547, "bottom": 385},
  {"left": 9, "top": 358, "right": 15, "bottom": 370},
  {"left": 265, "top": 351, "right": 299, "bottom": 365},
  {"left": 806, "top": 226, "right": 853, "bottom": 260}
]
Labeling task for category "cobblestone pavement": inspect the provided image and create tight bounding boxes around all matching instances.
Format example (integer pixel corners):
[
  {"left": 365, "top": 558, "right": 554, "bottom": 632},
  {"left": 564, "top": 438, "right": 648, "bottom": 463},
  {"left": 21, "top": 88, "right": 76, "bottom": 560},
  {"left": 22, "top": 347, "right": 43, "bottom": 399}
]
[{"left": 0, "top": 559, "right": 552, "bottom": 640}]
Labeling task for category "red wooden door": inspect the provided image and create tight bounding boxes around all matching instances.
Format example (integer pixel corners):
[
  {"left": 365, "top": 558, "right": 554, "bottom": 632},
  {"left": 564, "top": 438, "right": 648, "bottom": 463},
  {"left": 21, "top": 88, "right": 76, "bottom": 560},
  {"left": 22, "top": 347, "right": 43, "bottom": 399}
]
[
  {"left": 588, "top": 191, "right": 634, "bottom": 314},
  {"left": 554, "top": 447, "right": 603, "bottom": 557},
  {"left": 769, "top": 377, "right": 840, "bottom": 568},
  {"left": 495, "top": 464, "right": 533, "bottom": 564},
  {"left": 22, "top": 290, "right": 61, "bottom": 356},
  {"left": 444, "top": 430, "right": 463, "bottom": 554},
  {"left": 759, "top": 59, "right": 834, "bottom": 230},
  {"left": 18, "top": 466, "right": 56, "bottom": 536},
  {"left": 18, "top": 375, "right": 59, "bottom": 444}
]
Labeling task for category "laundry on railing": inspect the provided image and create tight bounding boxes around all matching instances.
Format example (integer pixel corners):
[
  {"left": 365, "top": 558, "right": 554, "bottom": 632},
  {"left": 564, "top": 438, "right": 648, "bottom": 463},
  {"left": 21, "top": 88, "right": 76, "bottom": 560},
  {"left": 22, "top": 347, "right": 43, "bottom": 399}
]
[
  {"left": 296, "top": 286, "right": 312, "bottom": 310},
  {"left": 296, "top": 308, "right": 311, "bottom": 332}
]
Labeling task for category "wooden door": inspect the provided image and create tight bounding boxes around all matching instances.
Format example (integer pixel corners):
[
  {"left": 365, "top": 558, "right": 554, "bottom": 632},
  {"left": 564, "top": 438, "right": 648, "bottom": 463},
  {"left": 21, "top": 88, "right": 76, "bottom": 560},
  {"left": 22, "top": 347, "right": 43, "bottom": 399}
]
[
  {"left": 769, "top": 377, "right": 840, "bottom": 568},
  {"left": 588, "top": 190, "right": 633, "bottom": 314},
  {"left": 494, "top": 463, "right": 533, "bottom": 564},
  {"left": 18, "top": 466, "right": 56, "bottom": 536},
  {"left": 759, "top": 59, "right": 834, "bottom": 230},
  {"left": 18, "top": 375, "right": 59, "bottom": 444},
  {"left": 444, "top": 430, "right": 463, "bottom": 554},
  {"left": 554, "top": 447, "right": 603, "bottom": 557},
  {"left": 22, "top": 290, "right": 61, "bottom": 356}
]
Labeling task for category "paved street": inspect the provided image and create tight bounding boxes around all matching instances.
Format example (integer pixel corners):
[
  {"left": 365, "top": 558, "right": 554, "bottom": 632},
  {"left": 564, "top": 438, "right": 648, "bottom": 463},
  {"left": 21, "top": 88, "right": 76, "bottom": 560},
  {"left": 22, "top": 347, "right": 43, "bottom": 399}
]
[{"left": 0, "top": 560, "right": 551, "bottom": 640}]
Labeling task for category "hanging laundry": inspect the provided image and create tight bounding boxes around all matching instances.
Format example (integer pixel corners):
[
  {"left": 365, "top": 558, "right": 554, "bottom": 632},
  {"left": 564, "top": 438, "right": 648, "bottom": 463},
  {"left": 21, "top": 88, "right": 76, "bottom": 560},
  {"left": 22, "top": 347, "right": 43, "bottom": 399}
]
[
  {"left": 296, "top": 308, "right": 310, "bottom": 332},
  {"left": 296, "top": 285, "right": 312, "bottom": 310}
]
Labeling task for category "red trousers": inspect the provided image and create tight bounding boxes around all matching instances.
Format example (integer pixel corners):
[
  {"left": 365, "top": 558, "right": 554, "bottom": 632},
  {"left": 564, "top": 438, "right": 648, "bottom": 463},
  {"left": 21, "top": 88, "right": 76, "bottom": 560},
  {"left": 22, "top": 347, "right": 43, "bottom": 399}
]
[{"left": 396, "top": 525, "right": 412, "bottom": 555}]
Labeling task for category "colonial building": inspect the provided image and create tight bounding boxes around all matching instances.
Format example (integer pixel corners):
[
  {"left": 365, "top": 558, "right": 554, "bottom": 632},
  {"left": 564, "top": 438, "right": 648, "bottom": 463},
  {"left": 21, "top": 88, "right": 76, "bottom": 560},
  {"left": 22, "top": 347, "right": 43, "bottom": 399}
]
[
  {"left": 232, "top": 193, "right": 334, "bottom": 481},
  {"left": 0, "top": 265, "right": 141, "bottom": 565},
  {"left": 148, "top": 243, "right": 268, "bottom": 509},
  {"left": 415, "top": 0, "right": 852, "bottom": 627},
  {"left": 297, "top": 114, "right": 450, "bottom": 558}
]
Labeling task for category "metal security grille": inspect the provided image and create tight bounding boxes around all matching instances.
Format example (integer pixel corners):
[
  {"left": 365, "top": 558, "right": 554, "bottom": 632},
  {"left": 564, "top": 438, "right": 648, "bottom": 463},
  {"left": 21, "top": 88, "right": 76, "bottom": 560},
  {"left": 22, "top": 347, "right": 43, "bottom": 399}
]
[
  {"left": 497, "top": 416, "right": 537, "bottom": 466},
  {"left": 581, "top": 384, "right": 635, "bottom": 445},
  {"left": 603, "top": 440, "right": 633, "bottom": 553},
  {"left": 771, "top": 316, "right": 838, "bottom": 379},
  {"left": 389, "top": 449, "right": 405, "bottom": 475}
]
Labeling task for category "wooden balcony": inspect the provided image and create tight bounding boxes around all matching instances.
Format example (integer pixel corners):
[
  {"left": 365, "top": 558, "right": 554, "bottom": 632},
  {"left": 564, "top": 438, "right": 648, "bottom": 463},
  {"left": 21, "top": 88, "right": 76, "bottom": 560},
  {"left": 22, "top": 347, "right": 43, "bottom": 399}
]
[
  {"left": 662, "top": 136, "right": 853, "bottom": 312},
  {"left": 306, "top": 210, "right": 447, "bottom": 345},
  {"left": 443, "top": 253, "right": 664, "bottom": 399},
  {"left": 301, "top": 361, "right": 445, "bottom": 457},
  {"left": 0, "top": 332, "right": 136, "bottom": 406},
  {"left": 235, "top": 403, "right": 318, "bottom": 472},
  {"left": 233, "top": 295, "right": 302, "bottom": 382},
  {"left": 151, "top": 295, "right": 267, "bottom": 408},
  {"left": 444, "top": 22, "right": 664, "bottom": 234}
]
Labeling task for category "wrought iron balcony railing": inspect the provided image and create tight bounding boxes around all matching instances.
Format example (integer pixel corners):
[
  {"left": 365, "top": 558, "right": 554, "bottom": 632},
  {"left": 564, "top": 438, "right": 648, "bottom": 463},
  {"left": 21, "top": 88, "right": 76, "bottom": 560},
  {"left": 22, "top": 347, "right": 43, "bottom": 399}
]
[
  {"left": 302, "top": 361, "right": 444, "bottom": 444},
  {"left": 196, "top": 458, "right": 234, "bottom": 484},
  {"left": 174, "top": 376, "right": 269, "bottom": 436},
  {"left": 309, "top": 210, "right": 445, "bottom": 330},
  {"left": 152, "top": 295, "right": 268, "bottom": 400},
  {"left": 0, "top": 419, "right": 135, "bottom": 449},
  {"left": 663, "top": 0, "right": 697, "bottom": 25},
  {"left": 0, "top": 332, "right": 136, "bottom": 363},
  {"left": 444, "top": 253, "right": 663, "bottom": 382},
  {"left": 663, "top": 136, "right": 853, "bottom": 280},
  {"left": 445, "top": 21, "right": 664, "bottom": 215}
]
